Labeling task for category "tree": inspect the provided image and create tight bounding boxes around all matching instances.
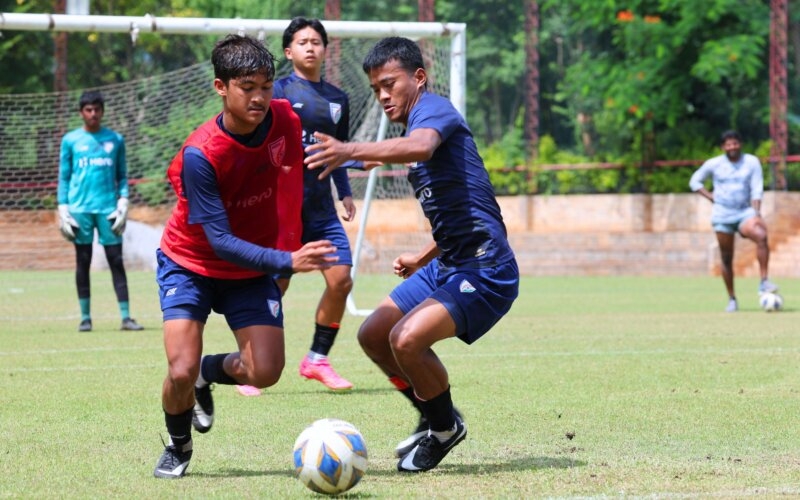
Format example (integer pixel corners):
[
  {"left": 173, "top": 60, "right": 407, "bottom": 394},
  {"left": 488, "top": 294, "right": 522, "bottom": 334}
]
[{"left": 541, "top": 0, "right": 770, "bottom": 160}]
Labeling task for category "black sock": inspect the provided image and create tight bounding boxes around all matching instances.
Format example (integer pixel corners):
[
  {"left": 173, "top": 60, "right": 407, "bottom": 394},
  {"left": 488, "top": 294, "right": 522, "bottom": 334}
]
[
  {"left": 388, "top": 375, "right": 424, "bottom": 415},
  {"left": 200, "top": 353, "right": 238, "bottom": 385},
  {"left": 164, "top": 408, "right": 193, "bottom": 447},
  {"left": 418, "top": 386, "right": 455, "bottom": 432},
  {"left": 310, "top": 323, "right": 339, "bottom": 356}
]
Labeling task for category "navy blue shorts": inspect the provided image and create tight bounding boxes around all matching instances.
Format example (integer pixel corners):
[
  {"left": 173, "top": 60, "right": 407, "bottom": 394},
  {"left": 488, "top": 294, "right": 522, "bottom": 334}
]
[
  {"left": 301, "top": 216, "right": 352, "bottom": 266},
  {"left": 156, "top": 249, "right": 283, "bottom": 330},
  {"left": 389, "top": 258, "right": 519, "bottom": 344}
]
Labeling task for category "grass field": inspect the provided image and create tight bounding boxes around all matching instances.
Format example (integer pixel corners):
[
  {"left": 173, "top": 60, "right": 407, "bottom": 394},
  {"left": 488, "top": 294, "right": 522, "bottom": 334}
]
[{"left": 2, "top": 271, "right": 799, "bottom": 498}]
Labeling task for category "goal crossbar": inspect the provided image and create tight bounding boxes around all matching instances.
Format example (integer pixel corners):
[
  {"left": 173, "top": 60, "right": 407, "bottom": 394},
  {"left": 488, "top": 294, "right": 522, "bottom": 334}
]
[{"left": 0, "top": 13, "right": 466, "bottom": 116}]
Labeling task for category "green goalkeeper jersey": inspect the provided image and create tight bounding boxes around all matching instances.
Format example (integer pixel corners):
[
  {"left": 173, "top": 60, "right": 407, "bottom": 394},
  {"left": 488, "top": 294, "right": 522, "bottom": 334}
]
[{"left": 58, "top": 126, "right": 129, "bottom": 214}]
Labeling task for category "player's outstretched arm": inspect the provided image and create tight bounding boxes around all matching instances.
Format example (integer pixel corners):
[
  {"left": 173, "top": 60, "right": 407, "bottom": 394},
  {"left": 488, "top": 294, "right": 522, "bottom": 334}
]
[
  {"left": 291, "top": 240, "right": 340, "bottom": 273},
  {"left": 305, "top": 129, "right": 441, "bottom": 179}
]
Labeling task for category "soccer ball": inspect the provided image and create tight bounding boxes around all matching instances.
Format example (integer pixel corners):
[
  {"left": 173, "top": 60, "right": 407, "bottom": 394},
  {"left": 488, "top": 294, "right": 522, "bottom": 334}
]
[
  {"left": 293, "top": 418, "right": 368, "bottom": 495},
  {"left": 759, "top": 292, "right": 783, "bottom": 312}
]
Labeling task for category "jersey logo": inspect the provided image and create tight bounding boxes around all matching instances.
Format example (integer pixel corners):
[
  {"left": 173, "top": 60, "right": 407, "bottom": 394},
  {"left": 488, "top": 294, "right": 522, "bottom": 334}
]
[
  {"left": 268, "top": 299, "right": 281, "bottom": 318},
  {"left": 268, "top": 137, "right": 286, "bottom": 166},
  {"left": 293, "top": 102, "right": 304, "bottom": 109},
  {"left": 329, "top": 103, "right": 342, "bottom": 124},
  {"left": 103, "top": 141, "right": 115, "bottom": 154},
  {"left": 166, "top": 287, "right": 177, "bottom": 297},
  {"left": 459, "top": 280, "right": 476, "bottom": 293}
]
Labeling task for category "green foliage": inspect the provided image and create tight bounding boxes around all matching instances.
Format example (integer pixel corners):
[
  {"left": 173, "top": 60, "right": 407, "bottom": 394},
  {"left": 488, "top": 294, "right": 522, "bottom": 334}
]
[
  {"left": 539, "top": 0, "right": 773, "bottom": 163},
  {"left": 0, "top": 0, "right": 796, "bottom": 196}
]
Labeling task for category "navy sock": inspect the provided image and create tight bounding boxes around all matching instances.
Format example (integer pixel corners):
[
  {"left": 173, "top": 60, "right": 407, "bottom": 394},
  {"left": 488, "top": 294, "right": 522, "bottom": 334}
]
[
  {"left": 418, "top": 386, "right": 455, "bottom": 432},
  {"left": 200, "top": 353, "right": 238, "bottom": 385},
  {"left": 310, "top": 323, "right": 339, "bottom": 356},
  {"left": 164, "top": 408, "right": 193, "bottom": 447}
]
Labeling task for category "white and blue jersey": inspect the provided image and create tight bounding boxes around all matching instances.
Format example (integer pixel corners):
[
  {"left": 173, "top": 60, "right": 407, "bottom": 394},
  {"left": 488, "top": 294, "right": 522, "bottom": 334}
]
[
  {"left": 273, "top": 73, "right": 355, "bottom": 222},
  {"left": 689, "top": 152, "right": 763, "bottom": 224},
  {"left": 406, "top": 92, "right": 515, "bottom": 268},
  {"left": 58, "top": 126, "right": 128, "bottom": 214}
]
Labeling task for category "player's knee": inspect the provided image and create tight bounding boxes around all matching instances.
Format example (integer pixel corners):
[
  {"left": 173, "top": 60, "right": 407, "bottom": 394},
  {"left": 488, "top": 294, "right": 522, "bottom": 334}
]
[
  {"left": 248, "top": 360, "right": 284, "bottom": 388},
  {"left": 358, "top": 314, "right": 388, "bottom": 347},
  {"left": 168, "top": 363, "right": 199, "bottom": 392},
  {"left": 719, "top": 249, "right": 734, "bottom": 264},
  {"left": 328, "top": 275, "right": 353, "bottom": 297},
  {"left": 388, "top": 328, "right": 423, "bottom": 361}
]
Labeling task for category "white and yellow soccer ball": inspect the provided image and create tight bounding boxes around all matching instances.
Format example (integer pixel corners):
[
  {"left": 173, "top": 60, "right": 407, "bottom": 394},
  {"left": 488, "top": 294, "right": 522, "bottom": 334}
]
[
  {"left": 759, "top": 292, "right": 784, "bottom": 312},
  {"left": 293, "top": 418, "right": 368, "bottom": 495}
]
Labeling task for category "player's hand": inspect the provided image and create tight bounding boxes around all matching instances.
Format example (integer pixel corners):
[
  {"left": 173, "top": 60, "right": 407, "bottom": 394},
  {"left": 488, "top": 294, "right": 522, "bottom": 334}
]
[
  {"left": 57, "top": 204, "right": 79, "bottom": 242},
  {"left": 291, "top": 240, "right": 339, "bottom": 273},
  {"left": 304, "top": 132, "right": 353, "bottom": 180},
  {"left": 393, "top": 253, "right": 421, "bottom": 279},
  {"left": 363, "top": 160, "right": 383, "bottom": 171},
  {"left": 107, "top": 198, "right": 129, "bottom": 236},
  {"left": 341, "top": 196, "right": 356, "bottom": 222}
]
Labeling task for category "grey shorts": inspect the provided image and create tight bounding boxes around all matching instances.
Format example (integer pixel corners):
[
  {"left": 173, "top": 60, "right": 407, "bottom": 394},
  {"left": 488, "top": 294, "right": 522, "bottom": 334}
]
[{"left": 712, "top": 206, "right": 757, "bottom": 234}]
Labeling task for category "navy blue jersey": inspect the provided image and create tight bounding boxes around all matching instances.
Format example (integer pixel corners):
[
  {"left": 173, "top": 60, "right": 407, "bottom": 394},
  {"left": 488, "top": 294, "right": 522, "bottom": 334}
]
[
  {"left": 273, "top": 73, "right": 354, "bottom": 222},
  {"left": 406, "top": 92, "right": 514, "bottom": 268}
]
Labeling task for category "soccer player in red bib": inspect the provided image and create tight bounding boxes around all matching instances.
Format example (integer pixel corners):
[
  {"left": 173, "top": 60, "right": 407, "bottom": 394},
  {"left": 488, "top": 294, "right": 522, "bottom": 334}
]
[
  {"left": 306, "top": 37, "right": 519, "bottom": 473},
  {"left": 152, "top": 34, "right": 337, "bottom": 479}
]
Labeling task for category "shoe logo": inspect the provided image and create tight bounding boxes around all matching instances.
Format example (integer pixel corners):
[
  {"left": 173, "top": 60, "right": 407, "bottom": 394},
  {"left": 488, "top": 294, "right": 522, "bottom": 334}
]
[
  {"left": 459, "top": 280, "right": 476, "bottom": 293},
  {"left": 166, "top": 287, "right": 177, "bottom": 296},
  {"left": 268, "top": 299, "right": 280, "bottom": 318}
]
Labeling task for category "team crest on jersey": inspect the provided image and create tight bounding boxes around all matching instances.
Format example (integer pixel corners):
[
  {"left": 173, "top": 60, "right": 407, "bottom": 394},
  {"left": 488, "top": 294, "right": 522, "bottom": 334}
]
[
  {"left": 103, "top": 142, "right": 115, "bottom": 154},
  {"left": 268, "top": 299, "right": 281, "bottom": 318},
  {"left": 459, "top": 280, "right": 476, "bottom": 293},
  {"left": 329, "top": 103, "right": 342, "bottom": 124},
  {"left": 268, "top": 137, "right": 286, "bottom": 166}
]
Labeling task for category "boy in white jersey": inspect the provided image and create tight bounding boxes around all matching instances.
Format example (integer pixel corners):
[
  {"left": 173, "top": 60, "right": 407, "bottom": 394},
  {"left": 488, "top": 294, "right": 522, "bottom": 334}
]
[
  {"left": 57, "top": 91, "right": 144, "bottom": 332},
  {"left": 689, "top": 130, "right": 778, "bottom": 312}
]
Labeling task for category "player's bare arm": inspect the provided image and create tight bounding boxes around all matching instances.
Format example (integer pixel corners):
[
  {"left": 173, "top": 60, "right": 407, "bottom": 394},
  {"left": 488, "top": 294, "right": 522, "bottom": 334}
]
[
  {"left": 341, "top": 196, "right": 356, "bottom": 222},
  {"left": 291, "top": 240, "right": 339, "bottom": 272},
  {"left": 695, "top": 187, "right": 714, "bottom": 203},
  {"left": 394, "top": 240, "right": 440, "bottom": 278},
  {"left": 305, "top": 128, "right": 441, "bottom": 179}
]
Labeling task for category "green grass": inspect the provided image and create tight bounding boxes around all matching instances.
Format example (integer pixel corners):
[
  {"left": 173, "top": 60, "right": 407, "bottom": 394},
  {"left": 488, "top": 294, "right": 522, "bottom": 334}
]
[{"left": 2, "top": 271, "right": 799, "bottom": 498}]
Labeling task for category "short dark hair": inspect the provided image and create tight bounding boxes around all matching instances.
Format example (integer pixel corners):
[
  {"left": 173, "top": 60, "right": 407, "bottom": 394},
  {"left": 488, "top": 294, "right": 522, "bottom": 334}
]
[
  {"left": 282, "top": 17, "right": 328, "bottom": 50},
  {"left": 78, "top": 90, "right": 104, "bottom": 110},
  {"left": 720, "top": 130, "right": 741, "bottom": 145},
  {"left": 211, "top": 34, "right": 275, "bottom": 84},
  {"left": 362, "top": 37, "right": 425, "bottom": 75}
]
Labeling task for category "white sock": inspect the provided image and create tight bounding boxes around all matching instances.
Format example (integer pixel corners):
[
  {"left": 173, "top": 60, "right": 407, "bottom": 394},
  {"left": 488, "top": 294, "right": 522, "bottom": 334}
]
[
  {"left": 430, "top": 422, "right": 458, "bottom": 444},
  {"left": 195, "top": 366, "right": 208, "bottom": 388},
  {"left": 308, "top": 352, "right": 327, "bottom": 363}
]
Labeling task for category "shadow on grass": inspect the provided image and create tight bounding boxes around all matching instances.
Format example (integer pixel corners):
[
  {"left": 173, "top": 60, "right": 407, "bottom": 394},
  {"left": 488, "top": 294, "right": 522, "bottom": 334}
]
[
  {"left": 192, "top": 455, "right": 582, "bottom": 480},
  {"left": 439, "top": 455, "right": 586, "bottom": 474}
]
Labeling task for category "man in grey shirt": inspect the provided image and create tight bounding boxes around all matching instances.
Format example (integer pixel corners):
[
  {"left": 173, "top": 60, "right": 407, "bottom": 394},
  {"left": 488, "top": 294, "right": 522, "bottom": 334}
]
[{"left": 690, "top": 130, "right": 779, "bottom": 312}]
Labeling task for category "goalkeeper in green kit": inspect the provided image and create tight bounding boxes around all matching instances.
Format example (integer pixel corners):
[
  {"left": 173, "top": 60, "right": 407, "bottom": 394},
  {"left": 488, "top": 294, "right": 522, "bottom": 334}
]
[{"left": 57, "top": 90, "right": 144, "bottom": 332}]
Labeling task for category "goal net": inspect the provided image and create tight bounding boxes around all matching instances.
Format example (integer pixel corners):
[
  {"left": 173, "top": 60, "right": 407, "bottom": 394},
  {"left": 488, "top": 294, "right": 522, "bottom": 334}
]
[{"left": 0, "top": 16, "right": 464, "bottom": 321}]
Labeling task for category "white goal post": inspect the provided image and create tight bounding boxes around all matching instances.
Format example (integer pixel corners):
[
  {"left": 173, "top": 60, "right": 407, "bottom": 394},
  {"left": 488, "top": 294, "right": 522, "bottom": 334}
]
[
  {"left": 0, "top": 13, "right": 465, "bottom": 114},
  {"left": 0, "top": 13, "right": 466, "bottom": 318}
]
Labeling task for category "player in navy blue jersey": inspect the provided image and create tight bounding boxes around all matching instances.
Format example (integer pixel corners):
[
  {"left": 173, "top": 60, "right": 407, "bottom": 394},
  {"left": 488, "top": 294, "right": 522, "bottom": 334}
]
[
  {"left": 306, "top": 37, "right": 519, "bottom": 473},
  {"left": 263, "top": 17, "right": 377, "bottom": 392}
]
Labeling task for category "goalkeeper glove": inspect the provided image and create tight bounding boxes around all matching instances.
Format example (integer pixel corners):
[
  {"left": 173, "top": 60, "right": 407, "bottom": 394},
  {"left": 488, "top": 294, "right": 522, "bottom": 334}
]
[
  {"left": 57, "top": 204, "right": 79, "bottom": 242},
  {"left": 107, "top": 198, "right": 129, "bottom": 236}
]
